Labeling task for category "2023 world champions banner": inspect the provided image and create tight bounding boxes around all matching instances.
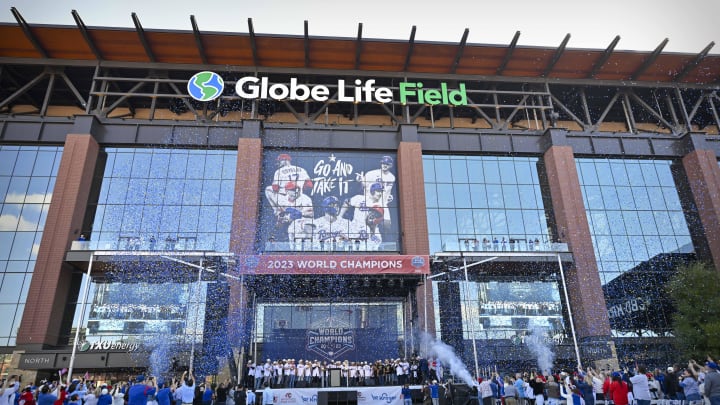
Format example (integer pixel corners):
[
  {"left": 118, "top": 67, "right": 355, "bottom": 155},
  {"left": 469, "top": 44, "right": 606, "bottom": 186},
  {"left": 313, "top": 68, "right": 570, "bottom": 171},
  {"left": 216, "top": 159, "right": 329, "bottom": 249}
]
[
  {"left": 236, "top": 254, "right": 429, "bottom": 275},
  {"left": 259, "top": 151, "right": 400, "bottom": 254}
]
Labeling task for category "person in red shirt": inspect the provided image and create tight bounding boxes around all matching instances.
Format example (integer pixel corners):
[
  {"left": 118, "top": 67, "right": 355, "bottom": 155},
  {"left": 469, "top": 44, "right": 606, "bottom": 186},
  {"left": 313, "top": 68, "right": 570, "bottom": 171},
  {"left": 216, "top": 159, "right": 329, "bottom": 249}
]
[{"left": 608, "top": 372, "right": 630, "bottom": 405}]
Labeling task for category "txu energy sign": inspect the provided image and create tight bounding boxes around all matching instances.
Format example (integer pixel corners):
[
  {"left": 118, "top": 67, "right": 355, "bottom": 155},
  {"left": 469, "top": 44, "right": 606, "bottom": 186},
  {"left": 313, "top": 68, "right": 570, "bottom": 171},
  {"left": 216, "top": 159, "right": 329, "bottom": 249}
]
[{"left": 188, "top": 72, "right": 467, "bottom": 106}]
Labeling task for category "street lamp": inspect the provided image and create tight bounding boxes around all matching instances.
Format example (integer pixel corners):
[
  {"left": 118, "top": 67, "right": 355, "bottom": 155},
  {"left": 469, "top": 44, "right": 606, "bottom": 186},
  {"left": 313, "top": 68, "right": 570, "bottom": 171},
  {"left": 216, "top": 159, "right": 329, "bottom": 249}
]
[{"left": 67, "top": 251, "right": 94, "bottom": 386}]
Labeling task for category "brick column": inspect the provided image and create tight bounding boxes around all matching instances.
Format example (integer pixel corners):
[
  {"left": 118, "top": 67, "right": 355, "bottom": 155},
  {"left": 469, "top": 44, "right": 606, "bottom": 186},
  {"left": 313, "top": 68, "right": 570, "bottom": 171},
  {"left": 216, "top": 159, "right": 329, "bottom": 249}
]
[
  {"left": 681, "top": 148, "right": 720, "bottom": 273},
  {"left": 16, "top": 134, "right": 99, "bottom": 349},
  {"left": 228, "top": 124, "right": 263, "bottom": 365},
  {"left": 396, "top": 128, "right": 435, "bottom": 336},
  {"left": 542, "top": 134, "right": 615, "bottom": 367}
]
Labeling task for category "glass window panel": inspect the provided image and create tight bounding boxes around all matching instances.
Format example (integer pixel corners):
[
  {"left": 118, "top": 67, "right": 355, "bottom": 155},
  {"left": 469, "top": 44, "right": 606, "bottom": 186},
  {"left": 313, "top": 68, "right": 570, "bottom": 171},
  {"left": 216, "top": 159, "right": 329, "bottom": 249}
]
[
  {"left": 498, "top": 160, "right": 517, "bottom": 184},
  {"left": 584, "top": 186, "right": 604, "bottom": 210},
  {"left": 514, "top": 160, "right": 533, "bottom": 184},
  {"left": 590, "top": 211, "right": 610, "bottom": 235},
  {"left": 456, "top": 210, "right": 474, "bottom": 234},
  {"left": 221, "top": 153, "right": 237, "bottom": 179},
  {"left": 669, "top": 211, "right": 689, "bottom": 235},
  {"left": 606, "top": 211, "right": 626, "bottom": 234},
  {"left": 450, "top": 159, "right": 469, "bottom": 183},
  {"left": 0, "top": 150, "right": 19, "bottom": 175},
  {"left": 6, "top": 177, "right": 29, "bottom": 203},
  {"left": 630, "top": 239, "right": 649, "bottom": 262},
  {"left": 219, "top": 180, "right": 235, "bottom": 205},
  {"left": 427, "top": 209, "right": 440, "bottom": 234},
  {"left": 640, "top": 163, "right": 660, "bottom": 186},
  {"left": 111, "top": 153, "right": 133, "bottom": 178},
  {"left": 579, "top": 162, "right": 599, "bottom": 185},
  {"left": 518, "top": 185, "right": 537, "bottom": 209},
  {"left": 149, "top": 153, "right": 170, "bottom": 178},
  {"left": 0, "top": 233, "right": 12, "bottom": 260},
  {"left": 522, "top": 211, "right": 542, "bottom": 236},
  {"left": 596, "top": 235, "right": 616, "bottom": 262},
  {"left": 422, "top": 159, "right": 436, "bottom": 183},
  {"left": 662, "top": 188, "right": 682, "bottom": 210},
  {"left": 436, "top": 184, "right": 455, "bottom": 208},
  {"left": 179, "top": 206, "right": 200, "bottom": 232},
  {"left": 106, "top": 178, "right": 129, "bottom": 204},
  {"left": 660, "top": 235, "right": 678, "bottom": 252},
  {"left": 482, "top": 160, "right": 500, "bottom": 183},
  {"left": 609, "top": 162, "right": 629, "bottom": 186},
  {"left": 168, "top": 153, "right": 189, "bottom": 178},
  {"left": 24, "top": 177, "right": 50, "bottom": 204},
  {"left": 216, "top": 207, "right": 232, "bottom": 233},
  {"left": 594, "top": 161, "right": 613, "bottom": 185},
  {"left": 616, "top": 187, "right": 636, "bottom": 210},
  {"left": 160, "top": 206, "right": 181, "bottom": 232},
  {"left": 472, "top": 210, "right": 490, "bottom": 236},
  {"left": 37, "top": 205, "right": 50, "bottom": 232},
  {"left": 145, "top": 180, "right": 167, "bottom": 205},
  {"left": 656, "top": 163, "right": 675, "bottom": 186},
  {"left": 453, "top": 184, "right": 471, "bottom": 208},
  {"left": 645, "top": 235, "right": 663, "bottom": 258},
  {"left": 204, "top": 155, "right": 223, "bottom": 180},
  {"left": 622, "top": 211, "right": 641, "bottom": 235},
  {"left": 0, "top": 205, "right": 22, "bottom": 231},
  {"left": 612, "top": 235, "right": 632, "bottom": 262},
  {"left": 183, "top": 180, "right": 203, "bottom": 205},
  {"left": 130, "top": 153, "right": 152, "bottom": 178},
  {"left": 425, "top": 184, "right": 438, "bottom": 208},
  {"left": 0, "top": 273, "right": 25, "bottom": 303},
  {"left": 632, "top": 187, "right": 651, "bottom": 210},
  {"left": 125, "top": 179, "right": 148, "bottom": 204},
  {"left": 186, "top": 154, "right": 206, "bottom": 179},
  {"left": 164, "top": 179, "right": 185, "bottom": 203},
  {"left": 653, "top": 211, "right": 673, "bottom": 235},
  {"left": 466, "top": 159, "right": 484, "bottom": 183},
  {"left": 13, "top": 151, "right": 36, "bottom": 176},
  {"left": 438, "top": 209, "right": 458, "bottom": 234},
  {"left": 433, "top": 159, "right": 451, "bottom": 182},
  {"left": 489, "top": 211, "right": 508, "bottom": 236},
  {"left": 647, "top": 187, "right": 667, "bottom": 210},
  {"left": 676, "top": 235, "right": 693, "bottom": 252},
  {"left": 17, "top": 205, "right": 41, "bottom": 231},
  {"left": 0, "top": 305, "right": 16, "bottom": 336},
  {"left": 600, "top": 186, "right": 620, "bottom": 210},
  {"left": 198, "top": 206, "right": 218, "bottom": 232},
  {"left": 626, "top": 163, "right": 645, "bottom": 187},
  {"left": 9, "top": 232, "right": 35, "bottom": 260},
  {"left": 506, "top": 211, "right": 525, "bottom": 235},
  {"left": 140, "top": 206, "right": 162, "bottom": 233},
  {"left": 470, "top": 185, "right": 487, "bottom": 208},
  {"left": 502, "top": 185, "right": 521, "bottom": 209},
  {"left": 11, "top": 304, "right": 25, "bottom": 338},
  {"left": 0, "top": 177, "right": 10, "bottom": 200},
  {"left": 200, "top": 180, "right": 221, "bottom": 206},
  {"left": 214, "top": 233, "right": 230, "bottom": 251},
  {"left": 638, "top": 211, "right": 659, "bottom": 235},
  {"left": 486, "top": 185, "right": 503, "bottom": 209},
  {"left": 33, "top": 151, "right": 56, "bottom": 176},
  {"left": 120, "top": 206, "right": 141, "bottom": 233}
]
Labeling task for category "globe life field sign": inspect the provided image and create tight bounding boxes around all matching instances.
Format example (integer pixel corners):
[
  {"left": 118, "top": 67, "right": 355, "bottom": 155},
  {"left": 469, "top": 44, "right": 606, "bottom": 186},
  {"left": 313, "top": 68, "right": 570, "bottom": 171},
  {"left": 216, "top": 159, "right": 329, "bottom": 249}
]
[{"left": 187, "top": 74, "right": 468, "bottom": 106}]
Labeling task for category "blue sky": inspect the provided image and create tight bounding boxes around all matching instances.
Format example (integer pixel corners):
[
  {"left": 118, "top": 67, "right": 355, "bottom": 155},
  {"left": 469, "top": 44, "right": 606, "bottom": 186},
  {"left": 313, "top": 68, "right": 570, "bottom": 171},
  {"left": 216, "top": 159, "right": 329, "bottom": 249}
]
[{"left": 0, "top": 0, "right": 718, "bottom": 54}]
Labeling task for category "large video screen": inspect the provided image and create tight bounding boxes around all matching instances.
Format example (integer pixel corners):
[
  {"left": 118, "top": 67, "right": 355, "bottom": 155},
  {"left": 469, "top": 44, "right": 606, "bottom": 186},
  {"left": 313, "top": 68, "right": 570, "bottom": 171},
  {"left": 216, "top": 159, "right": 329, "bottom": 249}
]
[{"left": 259, "top": 151, "right": 400, "bottom": 253}]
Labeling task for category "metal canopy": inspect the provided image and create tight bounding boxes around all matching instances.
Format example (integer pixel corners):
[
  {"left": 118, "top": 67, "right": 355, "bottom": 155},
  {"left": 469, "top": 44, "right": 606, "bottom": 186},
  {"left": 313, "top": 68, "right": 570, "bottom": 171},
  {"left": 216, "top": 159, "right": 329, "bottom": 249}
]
[{"left": 1, "top": 8, "right": 719, "bottom": 84}]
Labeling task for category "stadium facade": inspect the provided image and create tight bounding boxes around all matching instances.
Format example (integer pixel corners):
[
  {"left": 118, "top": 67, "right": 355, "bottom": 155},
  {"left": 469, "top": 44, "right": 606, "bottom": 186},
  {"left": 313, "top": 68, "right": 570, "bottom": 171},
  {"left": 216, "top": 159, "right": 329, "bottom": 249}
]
[{"left": 1, "top": 9, "right": 719, "bottom": 381}]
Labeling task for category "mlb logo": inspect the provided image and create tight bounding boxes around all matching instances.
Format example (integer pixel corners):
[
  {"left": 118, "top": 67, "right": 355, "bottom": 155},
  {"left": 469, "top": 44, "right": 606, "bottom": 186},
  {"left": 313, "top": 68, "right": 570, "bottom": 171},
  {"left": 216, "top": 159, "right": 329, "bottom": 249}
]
[{"left": 411, "top": 256, "right": 425, "bottom": 268}]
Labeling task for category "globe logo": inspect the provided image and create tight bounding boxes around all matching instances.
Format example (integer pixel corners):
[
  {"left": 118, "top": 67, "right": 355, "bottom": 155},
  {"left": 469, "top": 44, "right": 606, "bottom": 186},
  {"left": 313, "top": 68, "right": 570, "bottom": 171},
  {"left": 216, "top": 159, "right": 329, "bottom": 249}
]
[{"left": 187, "top": 71, "right": 224, "bottom": 102}]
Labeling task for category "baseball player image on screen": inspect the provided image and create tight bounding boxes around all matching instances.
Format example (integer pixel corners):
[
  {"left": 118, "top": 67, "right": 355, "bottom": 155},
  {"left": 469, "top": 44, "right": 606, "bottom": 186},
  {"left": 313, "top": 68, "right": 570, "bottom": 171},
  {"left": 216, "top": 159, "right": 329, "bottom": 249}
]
[
  {"left": 340, "top": 181, "right": 385, "bottom": 248},
  {"left": 265, "top": 153, "right": 313, "bottom": 208},
  {"left": 313, "top": 196, "right": 352, "bottom": 251},
  {"left": 358, "top": 155, "right": 395, "bottom": 226},
  {"left": 273, "top": 181, "right": 314, "bottom": 227}
]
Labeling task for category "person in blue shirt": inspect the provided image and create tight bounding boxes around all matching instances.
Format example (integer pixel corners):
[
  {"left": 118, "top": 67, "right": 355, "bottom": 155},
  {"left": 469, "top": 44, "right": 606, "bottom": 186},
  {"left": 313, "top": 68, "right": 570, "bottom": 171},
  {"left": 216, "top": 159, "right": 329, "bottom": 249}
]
[
  {"left": 128, "top": 376, "right": 157, "bottom": 405},
  {"left": 401, "top": 384, "right": 412, "bottom": 405},
  {"left": 428, "top": 380, "right": 440, "bottom": 405},
  {"left": 155, "top": 381, "right": 173, "bottom": 405},
  {"left": 246, "top": 390, "right": 255, "bottom": 405},
  {"left": 37, "top": 385, "right": 57, "bottom": 405},
  {"left": 96, "top": 388, "right": 112, "bottom": 405},
  {"left": 201, "top": 385, "right": 213, "bottom": 405},
  {"left": 67, "top": 394, "right": 81, "bottom": 405}
]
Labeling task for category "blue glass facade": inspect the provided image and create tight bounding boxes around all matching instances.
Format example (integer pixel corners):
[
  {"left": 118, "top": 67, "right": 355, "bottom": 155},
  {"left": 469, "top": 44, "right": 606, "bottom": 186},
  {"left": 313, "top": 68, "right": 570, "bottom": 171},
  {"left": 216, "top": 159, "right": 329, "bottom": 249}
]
[
  {"left": 423, "top": 155, "right": 550, "bottom": 254},
  {"left": 0, "top": 146, "right": 62, "bottom": 346},
  {"left": 89, "top": 148, "right": 236, "bottom": 251},
  {"left": 577, "top": 158, "right": 695, "bottom": 337}
]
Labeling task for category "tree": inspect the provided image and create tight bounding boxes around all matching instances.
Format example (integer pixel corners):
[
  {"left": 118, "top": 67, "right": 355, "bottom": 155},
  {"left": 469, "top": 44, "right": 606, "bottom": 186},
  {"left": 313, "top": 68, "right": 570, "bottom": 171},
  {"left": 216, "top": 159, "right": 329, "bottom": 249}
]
[{"left": 666, "top": 261, "right": 720, "bottom": 360}]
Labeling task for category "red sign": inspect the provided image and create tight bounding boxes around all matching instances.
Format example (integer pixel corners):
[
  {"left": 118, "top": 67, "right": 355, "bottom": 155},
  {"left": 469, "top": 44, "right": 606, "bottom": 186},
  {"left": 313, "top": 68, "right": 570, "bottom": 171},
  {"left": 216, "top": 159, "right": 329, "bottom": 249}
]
[{"left": 236, "top": 254, "right": 429, "bottom": 275}]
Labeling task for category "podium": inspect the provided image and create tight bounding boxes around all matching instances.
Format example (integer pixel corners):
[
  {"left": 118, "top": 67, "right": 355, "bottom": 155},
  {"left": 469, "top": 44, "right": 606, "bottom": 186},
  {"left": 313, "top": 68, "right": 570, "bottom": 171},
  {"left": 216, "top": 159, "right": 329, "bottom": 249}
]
[{"left": 329, "top": 369, "right": 342, "bottom": 387}]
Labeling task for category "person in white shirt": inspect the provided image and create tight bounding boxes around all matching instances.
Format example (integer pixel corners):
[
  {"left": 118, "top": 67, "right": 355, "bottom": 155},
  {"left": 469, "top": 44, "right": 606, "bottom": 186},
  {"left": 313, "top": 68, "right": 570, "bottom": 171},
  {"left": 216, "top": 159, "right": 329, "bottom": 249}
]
[
  {"left": 629, "top": 367, "right": 652, "bottom": 405},
  {"left": 175, "top": 372, "right": 196, "bottom": 405},
  {"left": 0, "top": 376, "right": 20, "bottom": 405}
]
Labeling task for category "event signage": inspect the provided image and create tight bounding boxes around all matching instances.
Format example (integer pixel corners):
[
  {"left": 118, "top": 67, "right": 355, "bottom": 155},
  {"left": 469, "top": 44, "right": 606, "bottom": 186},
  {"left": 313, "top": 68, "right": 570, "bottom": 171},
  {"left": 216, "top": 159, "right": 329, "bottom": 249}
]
[
  {"left": 306, "top": 327, "right": 355, "bottom": 359},
  {"left": 238, "top": 254, "right": 429, "bottom": 275},
  {"left": 19, "top": 353, "right": 56, "bottom": 369},
  {"left": 188, "top": 72, "right": 468, "bottom": 106},
  {"left": 251, "top": 387, "right": 403, "bottom": 405}
]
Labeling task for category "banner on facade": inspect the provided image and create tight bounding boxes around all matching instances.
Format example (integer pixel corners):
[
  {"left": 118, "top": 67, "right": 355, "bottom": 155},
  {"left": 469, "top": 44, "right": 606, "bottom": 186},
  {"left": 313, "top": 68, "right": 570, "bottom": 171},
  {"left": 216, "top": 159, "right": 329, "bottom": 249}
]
[{"left": 236, "top": 254, "right": 429, "bottom": 275}]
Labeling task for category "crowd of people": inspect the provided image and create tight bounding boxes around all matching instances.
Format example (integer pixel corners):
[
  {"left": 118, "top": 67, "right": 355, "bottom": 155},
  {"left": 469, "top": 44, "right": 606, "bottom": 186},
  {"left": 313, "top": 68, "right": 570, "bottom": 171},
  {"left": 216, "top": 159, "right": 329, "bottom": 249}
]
[{"left": 1, "top": 357, "right": 719, "bottom": 405}]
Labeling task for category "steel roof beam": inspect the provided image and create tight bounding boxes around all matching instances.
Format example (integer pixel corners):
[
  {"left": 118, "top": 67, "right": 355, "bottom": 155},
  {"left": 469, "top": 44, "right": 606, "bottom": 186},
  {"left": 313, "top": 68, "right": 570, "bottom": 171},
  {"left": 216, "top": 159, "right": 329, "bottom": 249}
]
[
  {"left": 674, "top": 41, "right": 715, "bottom": 82},
  {"left": 630, "top": 38, "right": 668, "bottom": 81},
  {"left": 131, "top": 13, "right": 156, "bottom": 63},
  {"left": 589, "top": 35, "right": 620, "bottom": 78},
  {"left": 450, "top": 29, "right": 470, "bottom": 74},
  {"left": 190, "top": 15, "right": 208, "bottom": 65},
  {"left": 496, "top": 31, "right": 521, "bottom": 76},
  {"left": 248, "top": 18, "right": 259, "bottom": 67},
  {"left": 354, "top": 23, "right": 363, "bottom": 70},
  {"left": 304, "top": 20, "right": 310, "bottom": 68},
  {"left": 71, "top": 10, "right": 103, "bottom": 60},
  {"left": 403, "top": 26, "right": 417, "bottom": 72},
  {"left": 10, "top": 7, "right": 48, "bottom": 59},
  {"left": 542, "top": 34, "right": 571, "bottom": 77}
]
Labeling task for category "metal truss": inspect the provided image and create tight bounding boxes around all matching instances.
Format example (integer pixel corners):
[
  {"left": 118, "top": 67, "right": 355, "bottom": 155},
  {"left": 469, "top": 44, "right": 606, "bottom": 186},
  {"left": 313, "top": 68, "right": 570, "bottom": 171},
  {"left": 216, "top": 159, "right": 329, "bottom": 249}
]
[{"left": 0, "top": 61, "right": 719, "bottom": 136}]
